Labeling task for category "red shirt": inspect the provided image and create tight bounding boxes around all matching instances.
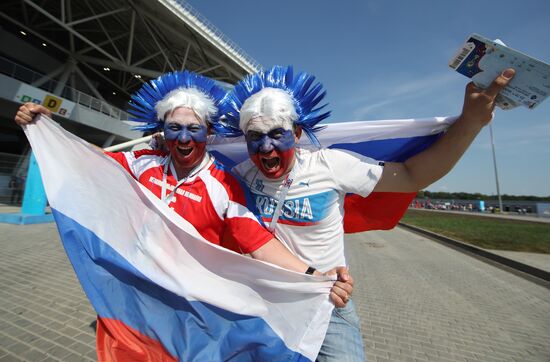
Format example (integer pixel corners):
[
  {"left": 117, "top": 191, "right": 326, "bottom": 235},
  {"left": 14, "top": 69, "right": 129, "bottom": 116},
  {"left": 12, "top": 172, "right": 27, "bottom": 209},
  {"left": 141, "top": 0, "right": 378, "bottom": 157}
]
[{"left": 106, "top": 150, "right": 273, "bottom": 253}]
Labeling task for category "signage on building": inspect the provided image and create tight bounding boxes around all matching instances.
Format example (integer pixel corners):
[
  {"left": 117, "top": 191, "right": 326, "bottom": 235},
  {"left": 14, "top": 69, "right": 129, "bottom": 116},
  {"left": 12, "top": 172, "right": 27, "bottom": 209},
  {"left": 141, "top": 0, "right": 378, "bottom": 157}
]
[
  {"left": 536, "top": 203, "right": 550, "bottom": 218},
  {"left": 14, "top": 84, "right": 76, "bottom": 117}
]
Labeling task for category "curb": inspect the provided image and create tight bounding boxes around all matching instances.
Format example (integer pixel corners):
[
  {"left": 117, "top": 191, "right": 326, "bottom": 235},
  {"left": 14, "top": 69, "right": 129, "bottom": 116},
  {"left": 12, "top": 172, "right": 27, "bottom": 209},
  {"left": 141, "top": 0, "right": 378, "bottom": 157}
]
[
  {"left": 0, "top": 212, "right": 55, "bottom": 224},
  {"left": 398, "top": 222, "right": 550, "bottom": 290}
]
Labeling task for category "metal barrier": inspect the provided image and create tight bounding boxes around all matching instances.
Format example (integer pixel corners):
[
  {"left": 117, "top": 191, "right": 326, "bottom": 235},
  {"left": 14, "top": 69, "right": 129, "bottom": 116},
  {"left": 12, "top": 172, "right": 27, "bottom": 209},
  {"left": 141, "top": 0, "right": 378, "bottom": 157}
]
[{"left": 0, "top": 56, "right": 130, "bottom": 121}]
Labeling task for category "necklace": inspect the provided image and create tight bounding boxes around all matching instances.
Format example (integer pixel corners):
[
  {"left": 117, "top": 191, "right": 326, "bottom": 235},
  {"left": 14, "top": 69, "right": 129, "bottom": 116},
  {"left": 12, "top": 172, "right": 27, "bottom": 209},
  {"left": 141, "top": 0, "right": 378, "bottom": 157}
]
[{"left": 267, "top": 159, "right": 299, "bottom": 231}]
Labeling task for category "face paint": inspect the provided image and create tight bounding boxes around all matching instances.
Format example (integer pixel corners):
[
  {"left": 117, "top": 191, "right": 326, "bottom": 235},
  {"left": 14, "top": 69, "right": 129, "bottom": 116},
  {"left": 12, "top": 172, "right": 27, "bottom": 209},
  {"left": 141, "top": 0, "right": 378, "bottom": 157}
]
[
  {"left": 246, "top": 127, "right": 296, "bottom": 179},
  {"left": 163, "top": 107, "right": 208, "bottom": 174}
]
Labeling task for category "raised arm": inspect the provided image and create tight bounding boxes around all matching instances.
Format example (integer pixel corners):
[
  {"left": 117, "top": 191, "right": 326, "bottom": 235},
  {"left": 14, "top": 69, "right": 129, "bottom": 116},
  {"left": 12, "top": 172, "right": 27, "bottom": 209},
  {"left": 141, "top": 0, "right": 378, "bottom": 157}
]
[{"left": 374, "top": 68, "right": 515, "bottom": 192}]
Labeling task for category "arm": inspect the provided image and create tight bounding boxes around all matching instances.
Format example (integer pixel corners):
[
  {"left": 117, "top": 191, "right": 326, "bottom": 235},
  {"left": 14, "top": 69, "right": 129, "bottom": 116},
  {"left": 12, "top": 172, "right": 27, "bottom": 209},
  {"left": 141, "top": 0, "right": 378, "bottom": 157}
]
[
  {"left": 250, "top": 239, "right": 353, "bottom": 308},
  {"left": 374, "top": 68, "right": 515, "bottom": 192},
  {"left": 250, "top": 238, "right": 318, "bottom": 275}
]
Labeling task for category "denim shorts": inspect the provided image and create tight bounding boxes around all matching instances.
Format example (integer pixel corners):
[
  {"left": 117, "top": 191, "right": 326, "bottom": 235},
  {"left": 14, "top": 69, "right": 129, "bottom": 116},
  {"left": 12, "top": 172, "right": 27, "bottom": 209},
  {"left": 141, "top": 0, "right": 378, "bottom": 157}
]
[{"left": 316, "top": 299, "right": 366, "bottom": 362}]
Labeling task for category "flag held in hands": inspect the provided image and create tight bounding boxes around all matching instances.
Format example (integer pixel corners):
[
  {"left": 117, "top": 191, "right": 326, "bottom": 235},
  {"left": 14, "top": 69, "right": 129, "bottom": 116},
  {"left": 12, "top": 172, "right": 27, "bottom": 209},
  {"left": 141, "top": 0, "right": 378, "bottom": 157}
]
[
  {"left": 24, "top": 116, "right": 335, "bottom": 362},
  {"left": 25, "top": 114, "right": 454, "bottom": 361}
]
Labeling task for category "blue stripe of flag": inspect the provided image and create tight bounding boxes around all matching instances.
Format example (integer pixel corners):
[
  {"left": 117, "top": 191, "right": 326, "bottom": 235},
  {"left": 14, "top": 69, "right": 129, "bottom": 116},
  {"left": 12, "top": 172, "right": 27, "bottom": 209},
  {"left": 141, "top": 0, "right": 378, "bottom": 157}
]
[{"left": 53, "top": 209, "right": 310, "bottom": 362}]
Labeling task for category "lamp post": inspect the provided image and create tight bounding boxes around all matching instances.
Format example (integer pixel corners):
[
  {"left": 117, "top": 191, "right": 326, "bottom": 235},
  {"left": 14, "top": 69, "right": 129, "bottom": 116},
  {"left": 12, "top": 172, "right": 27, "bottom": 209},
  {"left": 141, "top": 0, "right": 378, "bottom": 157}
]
[{"left": 488, "top": 122, "right": 504, "bottom": 212}]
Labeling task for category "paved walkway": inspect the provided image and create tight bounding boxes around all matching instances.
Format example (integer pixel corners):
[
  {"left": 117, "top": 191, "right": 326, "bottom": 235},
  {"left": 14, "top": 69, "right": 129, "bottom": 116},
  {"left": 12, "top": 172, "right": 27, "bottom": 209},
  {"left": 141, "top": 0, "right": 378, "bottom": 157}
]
[
  {"left": 347, "top": 228, "right": 550, "bottom": 362},
  {"left": 0, "top": 223, "right": 96, "bottom": 362},
  {"left": 1, "top": 222, "right": 549, "bottom": 361}
]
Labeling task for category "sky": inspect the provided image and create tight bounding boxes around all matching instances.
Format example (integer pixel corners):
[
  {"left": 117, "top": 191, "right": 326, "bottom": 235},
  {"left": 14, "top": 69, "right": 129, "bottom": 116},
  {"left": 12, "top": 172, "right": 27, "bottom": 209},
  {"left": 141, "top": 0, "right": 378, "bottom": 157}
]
[{"left": 186, "top": 0, "right": 550, "bottom": 197}]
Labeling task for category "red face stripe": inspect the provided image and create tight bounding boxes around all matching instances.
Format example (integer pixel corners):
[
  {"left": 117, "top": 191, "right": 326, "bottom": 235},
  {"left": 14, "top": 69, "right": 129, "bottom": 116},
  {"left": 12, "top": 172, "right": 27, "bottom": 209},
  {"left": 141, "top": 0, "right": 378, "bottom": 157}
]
[
  {"left": 166, "top": 139, "right": 207, "bottom": 173},
  {"left": 250, "top": 148, "right": 295, "bottom": 179}
]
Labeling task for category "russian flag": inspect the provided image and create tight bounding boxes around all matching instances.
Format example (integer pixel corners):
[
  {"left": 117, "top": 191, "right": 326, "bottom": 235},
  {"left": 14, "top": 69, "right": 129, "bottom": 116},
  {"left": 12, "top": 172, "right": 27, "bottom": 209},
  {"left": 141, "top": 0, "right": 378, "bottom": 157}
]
[
  {"left": 209, "top": 116, "right": 457, "bottom": 233},
  {"left": 24, "top": 116, "right": 335, "bottom": 361}
]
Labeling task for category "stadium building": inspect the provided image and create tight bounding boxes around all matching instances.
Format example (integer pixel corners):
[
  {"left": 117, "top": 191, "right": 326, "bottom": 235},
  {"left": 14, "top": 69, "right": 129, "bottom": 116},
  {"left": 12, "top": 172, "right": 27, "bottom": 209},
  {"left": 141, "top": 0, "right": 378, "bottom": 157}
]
[{"left": 0, "top": 0, "right": 261, "bottom": 205}]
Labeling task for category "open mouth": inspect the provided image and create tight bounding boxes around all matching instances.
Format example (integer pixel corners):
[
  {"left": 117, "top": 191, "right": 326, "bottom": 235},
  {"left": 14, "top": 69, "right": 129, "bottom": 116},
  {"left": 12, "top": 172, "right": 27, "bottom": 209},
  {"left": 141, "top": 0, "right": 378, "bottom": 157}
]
[
  {"left": 177, "top": 146, "right": 193, "bottom": 157},
  {"left": 261, "top": 156, "right": 280, "bottom": 170}
]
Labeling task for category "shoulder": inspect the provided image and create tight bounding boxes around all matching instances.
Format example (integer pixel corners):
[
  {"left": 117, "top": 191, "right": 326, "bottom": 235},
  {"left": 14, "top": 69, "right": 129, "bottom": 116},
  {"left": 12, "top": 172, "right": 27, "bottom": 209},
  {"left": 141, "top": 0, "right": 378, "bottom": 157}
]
[
  {"left": 105, "top": 149, "right": 167, "bottom": 179},
  {"left": 232, "top": 159, "right": 256, "bottom": 180},
  {"left": 296, "top": 146, "right": 345, "bottom": 162},
  {"left": 131, "top": 149, "right": 168, "bottom": 159},
  {"left": 106, "top": 149, "right": 167, "bottom": 162},
  {"left": 319, "top": 147, "right": 381, "bottom": 166},
  {"left": 208, "top": 159, "right": 249, "bottom": 198},
  {"left": 296, "top": 147, "right": 336, "bottom": 168}
]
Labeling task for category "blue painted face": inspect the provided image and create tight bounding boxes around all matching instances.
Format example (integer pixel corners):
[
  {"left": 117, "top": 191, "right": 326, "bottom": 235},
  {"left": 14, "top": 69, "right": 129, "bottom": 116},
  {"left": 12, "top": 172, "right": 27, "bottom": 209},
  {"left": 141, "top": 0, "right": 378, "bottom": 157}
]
[
  {"left": 162, "top": 107, "right": 209, "bottom": 173},
  {"left": 246, "top": 128, "right": 295, "bottom": 154},
  {"left": 163, "top": 122, "right": 208, "bottom": 143},
  {"left": 245, "top": 128, "right": 296, "bottom": 179}
]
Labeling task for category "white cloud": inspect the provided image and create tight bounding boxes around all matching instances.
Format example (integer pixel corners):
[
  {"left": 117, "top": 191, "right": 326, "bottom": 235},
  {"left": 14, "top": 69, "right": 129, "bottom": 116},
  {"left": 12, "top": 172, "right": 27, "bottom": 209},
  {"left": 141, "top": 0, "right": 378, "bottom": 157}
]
[
  {"left": 351, "top": 99, "right": 395, "bottom": 118},
  {"left": 474, "top": 121, "right": 550, "bottom": 154},
  {"left": 346, "top": 72, "right": 461, "bottom": 119}
]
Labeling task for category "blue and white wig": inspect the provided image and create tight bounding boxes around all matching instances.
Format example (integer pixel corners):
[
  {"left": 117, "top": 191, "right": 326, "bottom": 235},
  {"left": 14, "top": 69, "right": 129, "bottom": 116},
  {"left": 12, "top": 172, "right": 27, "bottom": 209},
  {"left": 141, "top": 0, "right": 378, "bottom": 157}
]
[
  {"left": 127, "top": 70, "right": 240, "bottom": 136},
  {"left": 222, "top": 65, "right": 331, "bottom": 147}
]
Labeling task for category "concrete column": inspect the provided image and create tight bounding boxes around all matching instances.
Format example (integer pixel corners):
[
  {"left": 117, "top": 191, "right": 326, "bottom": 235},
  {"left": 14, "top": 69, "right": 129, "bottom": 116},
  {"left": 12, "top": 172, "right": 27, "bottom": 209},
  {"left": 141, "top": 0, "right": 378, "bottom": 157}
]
[{"left": 21, "top": 152, "right": 48, "bottom": 215}]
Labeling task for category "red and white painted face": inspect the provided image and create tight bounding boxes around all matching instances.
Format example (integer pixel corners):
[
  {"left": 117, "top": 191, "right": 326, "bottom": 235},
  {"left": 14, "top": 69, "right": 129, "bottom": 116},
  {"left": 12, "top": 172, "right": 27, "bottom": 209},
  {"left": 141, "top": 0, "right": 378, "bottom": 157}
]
[
  {"left": 244, "top": 117, "right": 298, "bottom": 179},
  {"left": 163, "top": 107, "right": 208, "bottom": 175}
]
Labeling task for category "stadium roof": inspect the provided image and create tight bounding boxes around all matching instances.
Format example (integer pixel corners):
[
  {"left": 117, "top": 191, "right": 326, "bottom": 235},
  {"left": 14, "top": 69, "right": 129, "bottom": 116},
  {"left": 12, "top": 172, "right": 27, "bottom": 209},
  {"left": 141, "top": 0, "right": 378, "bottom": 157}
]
[{"left": 0, "top": 0, "right": 261, "bottom": 102}]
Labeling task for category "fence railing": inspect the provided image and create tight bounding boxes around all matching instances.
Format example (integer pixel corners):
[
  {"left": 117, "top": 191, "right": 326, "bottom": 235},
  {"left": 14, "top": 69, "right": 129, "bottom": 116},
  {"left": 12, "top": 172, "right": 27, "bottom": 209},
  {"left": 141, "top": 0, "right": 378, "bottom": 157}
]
[
  {"left": 0, "top": 56, "right": 130, "bottom": 121},
  {"left": 173, "top": 0, "right": 261, "bottom": 72}
]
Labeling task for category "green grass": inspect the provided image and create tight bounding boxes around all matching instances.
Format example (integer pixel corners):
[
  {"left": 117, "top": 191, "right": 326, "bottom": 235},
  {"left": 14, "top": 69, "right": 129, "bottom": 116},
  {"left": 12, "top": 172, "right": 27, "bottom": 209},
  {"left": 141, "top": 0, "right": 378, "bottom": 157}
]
[{"left": 401, "top": 209, "right": 550, "bottom": 254}]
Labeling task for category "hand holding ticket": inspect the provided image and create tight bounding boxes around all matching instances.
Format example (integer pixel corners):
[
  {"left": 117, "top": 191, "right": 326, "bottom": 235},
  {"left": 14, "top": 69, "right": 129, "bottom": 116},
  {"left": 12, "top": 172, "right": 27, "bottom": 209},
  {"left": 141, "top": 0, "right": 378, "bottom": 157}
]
[{"left": 449, "top": 34, "right": 550, "bottom": 110}]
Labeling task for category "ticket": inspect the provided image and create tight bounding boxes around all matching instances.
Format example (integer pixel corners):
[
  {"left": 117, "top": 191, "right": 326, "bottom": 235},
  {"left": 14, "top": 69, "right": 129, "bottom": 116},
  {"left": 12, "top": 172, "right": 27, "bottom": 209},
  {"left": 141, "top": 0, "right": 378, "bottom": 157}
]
[{"left": 449, "top": 34, "right": 550, "bottom": 110}]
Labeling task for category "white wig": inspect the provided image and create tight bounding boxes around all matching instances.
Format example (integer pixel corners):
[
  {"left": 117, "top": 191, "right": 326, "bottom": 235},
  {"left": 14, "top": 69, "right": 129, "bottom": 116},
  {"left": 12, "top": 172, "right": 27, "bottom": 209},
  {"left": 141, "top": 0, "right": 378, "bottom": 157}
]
[
  {"left": 155, "top": 87, "right": 217, "bottom": 124},
  {"left": 239, "top": 88, "right": 297, "bottom": 133}
]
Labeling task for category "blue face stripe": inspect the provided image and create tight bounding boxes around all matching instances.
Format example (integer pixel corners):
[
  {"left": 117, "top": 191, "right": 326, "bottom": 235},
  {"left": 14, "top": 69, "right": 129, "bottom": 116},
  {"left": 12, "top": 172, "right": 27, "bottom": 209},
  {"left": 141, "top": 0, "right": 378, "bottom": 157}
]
[
  {"left": 52, "top": 209, "right": 308, "bottom": 361},
  {"left": 245, "top": 128, "right": 295, "bottom": 155},
  {"left": 163, "top": 123, "right": 208, "bottom": 143}
]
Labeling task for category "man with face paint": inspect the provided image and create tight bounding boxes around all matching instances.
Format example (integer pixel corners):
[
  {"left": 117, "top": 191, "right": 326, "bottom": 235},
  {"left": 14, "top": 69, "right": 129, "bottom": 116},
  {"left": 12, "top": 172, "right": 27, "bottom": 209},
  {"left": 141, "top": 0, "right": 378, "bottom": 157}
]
[
  {"left": 14, "top": 70, "right": 353, "bottom": 361},
  {"left": 245, "top": 110, "right": 297, "bottom": 180},
  {"left": 225, "top": 65, "right": 515, "bottom": 362}
]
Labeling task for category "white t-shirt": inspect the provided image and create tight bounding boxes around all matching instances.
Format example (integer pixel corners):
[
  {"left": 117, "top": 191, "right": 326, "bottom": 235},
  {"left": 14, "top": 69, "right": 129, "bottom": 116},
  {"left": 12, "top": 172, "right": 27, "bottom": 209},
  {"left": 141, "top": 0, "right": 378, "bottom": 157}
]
[{"left": 233, "top": 147, "right": 384, "bottom": 271}]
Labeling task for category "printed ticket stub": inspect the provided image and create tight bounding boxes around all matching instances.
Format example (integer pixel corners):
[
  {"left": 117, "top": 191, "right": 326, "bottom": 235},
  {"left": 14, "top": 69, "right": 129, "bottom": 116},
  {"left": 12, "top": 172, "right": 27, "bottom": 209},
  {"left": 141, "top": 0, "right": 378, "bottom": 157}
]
[{"left": 449, "top": 34, "right": 550, "bottom": 110}]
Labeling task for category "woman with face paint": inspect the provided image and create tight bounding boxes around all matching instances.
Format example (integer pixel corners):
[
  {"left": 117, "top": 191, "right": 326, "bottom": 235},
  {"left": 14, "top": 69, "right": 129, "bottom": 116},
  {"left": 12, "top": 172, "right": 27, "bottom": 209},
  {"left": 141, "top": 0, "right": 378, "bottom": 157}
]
[
  {"left": 14, "top": 70, "right": 353, "bottom": 362},
  {"left": 224, "top": 65, "right": 514, "bottom": 362}
]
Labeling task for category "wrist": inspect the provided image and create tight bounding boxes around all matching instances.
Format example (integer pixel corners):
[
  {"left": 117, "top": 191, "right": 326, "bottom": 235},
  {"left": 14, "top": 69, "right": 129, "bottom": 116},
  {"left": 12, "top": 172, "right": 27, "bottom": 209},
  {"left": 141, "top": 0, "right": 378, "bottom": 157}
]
[
  {"left": 457, "top": 114, "right": 486, "bottom": 134},
  {"left": 458, "top": 109, "right": 493, "bottom": 129},
  {"left": 305, "top": 266, "right": 317, "bottom": 275}
]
